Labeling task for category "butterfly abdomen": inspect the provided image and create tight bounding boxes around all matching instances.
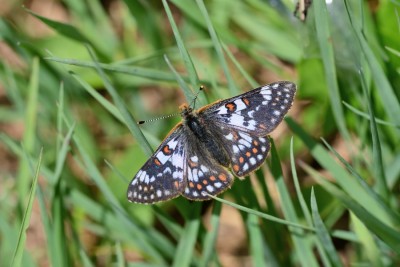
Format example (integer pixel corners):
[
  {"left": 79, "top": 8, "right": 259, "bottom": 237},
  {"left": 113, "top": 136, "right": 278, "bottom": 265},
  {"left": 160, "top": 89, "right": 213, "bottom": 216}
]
[{"left": 184, "top": 113, "right": 230, "bottom": 167}]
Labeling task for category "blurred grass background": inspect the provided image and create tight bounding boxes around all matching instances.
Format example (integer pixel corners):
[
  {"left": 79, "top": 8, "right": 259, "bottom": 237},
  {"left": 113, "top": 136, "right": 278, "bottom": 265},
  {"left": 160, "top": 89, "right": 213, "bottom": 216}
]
[{"left": 1, "top": 0, "right": 400, "bottom": 266}]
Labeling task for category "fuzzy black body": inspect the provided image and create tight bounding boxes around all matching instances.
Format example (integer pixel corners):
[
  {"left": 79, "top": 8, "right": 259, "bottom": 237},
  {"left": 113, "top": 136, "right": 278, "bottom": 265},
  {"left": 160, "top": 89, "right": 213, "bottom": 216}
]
[{"left": 182, "top": 106, "right": 231, "bottom": 167}]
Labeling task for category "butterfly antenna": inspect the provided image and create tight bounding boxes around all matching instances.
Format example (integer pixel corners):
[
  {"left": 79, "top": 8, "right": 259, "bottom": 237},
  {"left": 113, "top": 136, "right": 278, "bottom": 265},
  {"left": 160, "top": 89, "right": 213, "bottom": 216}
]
[
  {"left": 189, "top": 85, "right": 205, "bottom": 108},
  {"left": 138, "top": 86, "right": 204, "bottom": 125},
  {"left": 137, "top": 112, "right": 180, "bottom": 125}
]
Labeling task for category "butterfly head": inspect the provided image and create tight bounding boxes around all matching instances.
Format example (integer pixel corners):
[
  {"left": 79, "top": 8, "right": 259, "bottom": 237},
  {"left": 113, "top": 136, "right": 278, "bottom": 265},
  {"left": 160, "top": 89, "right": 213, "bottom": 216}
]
[{"left": 179, "top": 103, "right": 194, "bottom": 118}]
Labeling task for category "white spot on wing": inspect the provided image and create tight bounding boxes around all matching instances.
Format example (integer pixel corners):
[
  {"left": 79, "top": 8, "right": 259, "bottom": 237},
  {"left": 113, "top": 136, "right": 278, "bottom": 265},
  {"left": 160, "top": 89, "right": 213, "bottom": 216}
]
[
  {"left": 157, "top": 153, "right": 169, "bottom": 164},
  {"left": 207, "top": 185, "right": 214, "bottom": 192},
  {"left": 191, "top": 156, "right": 198, "bottom": 162},
  {"left": 239, "top": 139, "right": 251, "bottom": 148},
  {"left": 157, "top": 190, "right": 162, "bottom": 197},
  {"left": 225, "top": 133, "right": 234, "bottom": 140},
  {"left": 201, "top": 165, "right": 209, "bottom": 172},
  {"left": 249, "top": 157, "right": 256, "bottom": 165},
  {"left": 243, "top": 163, "right": 249, "bottom": 171},
  {"left": 262, "top": 86, "right": 272, "bottom": 92},
  {"left": 234, "top": 99, "right": 247, "bottom": 111},
  {"left": 239, "top": 132, "right": 252, "bottom": 142},
  {"left": 215, "top": 182, "right": 222, "bottom": 188},
  {"left": 217, "top": 107, "right": 228, "bottom": 115},
  {"left": 225, "top": 114, "right": 256, "bottom": 130}
]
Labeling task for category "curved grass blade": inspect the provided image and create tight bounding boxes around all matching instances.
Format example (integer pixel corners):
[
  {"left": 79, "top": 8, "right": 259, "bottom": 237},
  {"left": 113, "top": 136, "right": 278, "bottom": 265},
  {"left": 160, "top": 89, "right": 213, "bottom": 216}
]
[
  {"left": 310, "top": 188, "right": 344, "bottom": 267},
  {"left": 11, "top": 149, "right": 43, "bottom": 267}
]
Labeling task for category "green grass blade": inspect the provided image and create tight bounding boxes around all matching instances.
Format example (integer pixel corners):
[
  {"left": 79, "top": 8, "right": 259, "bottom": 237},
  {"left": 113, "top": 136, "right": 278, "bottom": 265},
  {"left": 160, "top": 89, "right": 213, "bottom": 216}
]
[
  {"left": 290, "top": 138, "right": 333, "bottom": 267},
  {"left": 286, "top": 117, "right": 397, "bottom": 228},
  {"left": 351, "top": 213, "right": 383, "bottom": 267},
  {"left": 45, "top": 57, "right": 182, "bottom": 82},
  {"left": 162, "top": 0, "right": 201, "bottom": 100},
  {"left": 344, "top": 1, "right": 400, "bottom": 126},
  {"left": 290, "top": 137, "right": 312, "bottom": 225},
  {"left": 86, "top": 45, "right": 153, "bottom": 156},
  {"left": 247, "top": 213, "right": 268, "bottom": 266},
  {"left": 172, "top": 203, "right": 201, "bottom": 267},
  {"left": 69, "top": 72, "right": 123, "bottom": 122},
  {"left": 310, "top": 188, "right": 344, "bottom": 267},
  {"left": 359, "top": 71, "right": 389, "bottom": 199},
  {"left": 313, "top": 0, "right": 350, "bottom": 141},
  {"left": 196, "top": 0, "right": 239, "bottom": 95},
  {"left": 11, "top": 148, "right": 43, "bottom": 267},
  {"left": 199, "top": 202, "right": 221, "bottom": 267},
  {"left": 208, "top": 195, "right": 314, "bottom": 232},
  {"left": 17, "top": 57, "right": 39, "bottom": 200},
  {"left": 164, "top": 55, "right": 194, "bottom": 104},
  {"left": 222, "top": 43, "right": 257, "bottom": 88},
  {"left": 343, "top": 101, "right": 400, "bottom": 128},
  {"left": 320, "top": 138, "right": 400, "bottom": 222},
  {"left": 25, "top": 8, "right": 89, "bottom": 43},
  {"left": 270, "top": 140, "right": 319, "bottom": 267},
  {"left": 302, "top": 163, "right": 400, "bottom": 253}
]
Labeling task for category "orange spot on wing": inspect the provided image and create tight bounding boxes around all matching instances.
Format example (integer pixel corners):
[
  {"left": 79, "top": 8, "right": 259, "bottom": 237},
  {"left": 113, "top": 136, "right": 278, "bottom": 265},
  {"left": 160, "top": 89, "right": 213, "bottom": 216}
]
[
  {"left": 189, "top": 160, "right": 198, "bottom": 167},
  {"left": 233, "top": 165, "right": 239, "bottom": 172},
  {"left": 242, "top": 98, "right": 250, "bottom": 106},
  {"left": 202, "top": 180, "right": 208, "bottom": 185},
  {"left": 174, "top": 181, "right": 179, "bottom": 189},
  {"left": 239, "top": 157, "right": 244, "bottom": 163},
  {"left": 232, "top": 131, "right": 239, "bottom": 140},
  {"left": 246, "top": 152, "right": 251, "bottom": 157},
  {"left": 189, "top": 182, "right": 194, "bottom": 188},
  {"left": 210, "top": 175, "right": 216, "bottom": 181},
  {"left": 154, "top": 158, "right": 161, "bottom": 166},
  {"left": 225, "top": 102, "right": 236, "bottom": 112},
  {"left": 253, "top": 140, "right": 259, "bottom": 146},
  {"left": 163, "top": 145, "right": 172, "bottom": 154},
  {"left": 197, "top": 184, "right": 203, "bottom": 190},
  {"left": 259, "top": 124, "right": 267, "bottom": 130},
  {"left": 252, "top": 148, "right": 258, "bottom": 153},
  {"left": 218, "top": 173, "right": 227, "bottom": 182}
]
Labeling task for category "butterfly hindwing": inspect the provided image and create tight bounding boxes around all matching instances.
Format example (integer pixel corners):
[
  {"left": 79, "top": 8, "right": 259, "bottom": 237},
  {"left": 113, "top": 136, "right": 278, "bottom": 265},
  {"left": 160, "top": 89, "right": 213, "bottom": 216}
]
[
  {"left": 200, "top": 81, "right": 296, "bottom": 136},
  {"left": 182, "top": 140, "right": 234, "bottom": 200},
  {"left": 127, "top": 124, "right": 187, "bottom": 204},
  {"left": 218, "top": 126, "right": 271, "bottom": 177}
]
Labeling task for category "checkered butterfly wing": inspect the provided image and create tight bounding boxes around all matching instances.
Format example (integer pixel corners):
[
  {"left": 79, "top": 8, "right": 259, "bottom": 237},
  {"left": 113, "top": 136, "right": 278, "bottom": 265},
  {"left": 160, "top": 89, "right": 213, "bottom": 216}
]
[
  {"left": 199, "top": 81, "right": 296, "bottom": 176},
  {"left": 127, "top": 125, "right": 186, "bottom": 204},
  {"left": 182, "top": 134, "right": 234, "bottom": 200}
]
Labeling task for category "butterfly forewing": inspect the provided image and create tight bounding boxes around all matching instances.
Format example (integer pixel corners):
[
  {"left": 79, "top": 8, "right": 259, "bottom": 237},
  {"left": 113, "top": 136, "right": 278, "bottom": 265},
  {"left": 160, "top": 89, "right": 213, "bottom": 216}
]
[
  {"left": 127, "top": 125, "right": 187, "bottom": 204},
  {"left": 201, "top": 81, "right": 296, "bottom": 136}
]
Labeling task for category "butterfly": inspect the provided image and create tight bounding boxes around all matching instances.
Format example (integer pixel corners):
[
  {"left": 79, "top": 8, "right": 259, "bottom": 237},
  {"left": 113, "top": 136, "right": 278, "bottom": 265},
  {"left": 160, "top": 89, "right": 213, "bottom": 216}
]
[{"left": 127, "top": 81, "right": 296, "bottom": 204}]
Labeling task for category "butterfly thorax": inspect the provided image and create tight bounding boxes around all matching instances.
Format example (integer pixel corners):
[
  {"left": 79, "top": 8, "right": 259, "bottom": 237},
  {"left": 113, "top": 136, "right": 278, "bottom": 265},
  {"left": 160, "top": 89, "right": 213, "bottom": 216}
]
[{"left": 180, "top": 104, "right": 231, "bottom": 167}]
